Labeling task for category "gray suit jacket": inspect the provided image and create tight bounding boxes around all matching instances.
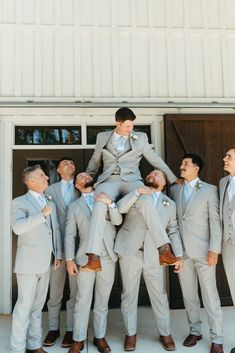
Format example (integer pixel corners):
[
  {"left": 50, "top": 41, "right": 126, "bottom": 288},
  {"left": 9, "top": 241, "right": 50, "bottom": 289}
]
[
  {"left": 64, "top": 195, "right": 122, "bottom": 265},
  {"left": 219, "top": 175, "right": 235, "bottom": 239},
  {"left": 11, "top": 191, "right": 62, "bottom": 274},
  {"left": 171, "top": 180, "right": 222, "bottom": 258},
  {"left": 46, "top": 182, "right": 79, "bottom": 247},
  {"left": 115, "top": 191, "right": 183, "bottom": 265},
  {"left": 86, "top": 130, "right": 176, "bottom": 184}
]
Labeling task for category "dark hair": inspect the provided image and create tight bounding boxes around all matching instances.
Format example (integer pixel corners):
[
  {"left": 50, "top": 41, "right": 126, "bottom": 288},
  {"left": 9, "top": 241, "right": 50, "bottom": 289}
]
[
  {"left": 22, "top": 164, "right": 42, "bottom": 184},
  {"left": 226, "top": 145, "right": 235, "bottom": 152},
  {"left": 115, "top": 107, "right": 136, "bottom": 122},
  {"left": 56, "top": 157, "right": 75, "bottom": 169},
  {"left": 182, "top": 153, "right": 203, "bottom": 172}
]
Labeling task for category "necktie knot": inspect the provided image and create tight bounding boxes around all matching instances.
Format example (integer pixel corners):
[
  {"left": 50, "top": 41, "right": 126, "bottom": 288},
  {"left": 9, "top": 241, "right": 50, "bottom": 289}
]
[{"left": 115, "top": 136, "right": 126, "bottom": 153}]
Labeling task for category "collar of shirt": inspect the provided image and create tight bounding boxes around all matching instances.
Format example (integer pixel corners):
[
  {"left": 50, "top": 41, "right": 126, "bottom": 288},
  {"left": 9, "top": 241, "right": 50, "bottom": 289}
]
[
  {"left": 229, "top": 175, "right": 235, "bottom": 184},
  {"left": 153, "top": 191, "right": 161, "bottom": 198},
  {"left": 113, "top": 131, "right": 129, "bottom": 142},
  {"left": 82, "top": 191, "right": 94, "bottom": 199},
  {"left": 29, "top": 190, "right": 43, "bottom": 201},
  {"left": 184, "top": 177, "right": 199, "bottom": 189}
]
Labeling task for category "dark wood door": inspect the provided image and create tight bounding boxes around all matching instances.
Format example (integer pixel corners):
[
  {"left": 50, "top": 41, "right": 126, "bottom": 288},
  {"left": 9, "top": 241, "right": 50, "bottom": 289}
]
[
  {"left": 165, "top": 114, "right": 235, "bottom": 308},
  {"left": 12, "top": 149, "right": 153, "bottom": 308}
]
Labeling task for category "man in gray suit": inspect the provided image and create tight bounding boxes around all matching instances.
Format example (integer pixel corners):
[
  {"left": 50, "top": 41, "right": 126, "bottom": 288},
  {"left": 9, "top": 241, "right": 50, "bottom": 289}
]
[
  {"left": 11, "top": 165, "right": 62, "bottom": 353},
  {"left": 171, "top": 153, "right": 223, "bottom": 353},
  {"left": 115, "top": 169, "right": 183, "bottom": 351},
  {"left": 219, "top": 145, "right": 235, "bottom": 353},
  {"left": 64, "top": 172, "right": 122, "bottom": 353},
  {"left": 43, "top": 158, "right": 79, "bottom": 348},
  {"left": 83, "top": 107, "right": 179, "bottom": 271}
]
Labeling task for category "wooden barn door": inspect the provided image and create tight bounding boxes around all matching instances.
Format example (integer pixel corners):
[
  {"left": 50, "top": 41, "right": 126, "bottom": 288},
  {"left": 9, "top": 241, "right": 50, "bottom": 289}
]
[{"left": 165, "top": 114, "right": 235, "bottom": 308}]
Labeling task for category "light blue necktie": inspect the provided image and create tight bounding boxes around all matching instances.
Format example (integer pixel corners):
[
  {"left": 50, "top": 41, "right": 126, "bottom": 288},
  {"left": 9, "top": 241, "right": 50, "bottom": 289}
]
[
  {"left": 228, "top": 180, "right": 235, "bottom": 201},
  {"left": 38, "top": 195, "right": 47, "bottom": 208},
  {"left": 64, "top": 182, "right": 73, "bottom": 207},
  {"left": 115, "top": 136, "right": 126, "bottom": 153},
  {"left": 86, "top": 193, "right": 94, "bottom": 211},
  {"left": 183, "top": 183, "right": 192, "bottom": 204},
  {"left": 151, "top": 193, "right": 158, "bottom": 208}
]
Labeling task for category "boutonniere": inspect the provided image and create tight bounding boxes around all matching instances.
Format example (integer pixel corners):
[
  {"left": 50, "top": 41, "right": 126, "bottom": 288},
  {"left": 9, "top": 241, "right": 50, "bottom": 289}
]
[
  {"left": 162, "top": 199, "right": 170, "bottom": 207},
  {"left": 130, "top": 132, "right": 138, "bottom": 142},
  {"left": 195, "top": 181, "right": 202, "bottom": 190},
  {"left": 45, "top": 194, "right": 52, "bottom": 201}
]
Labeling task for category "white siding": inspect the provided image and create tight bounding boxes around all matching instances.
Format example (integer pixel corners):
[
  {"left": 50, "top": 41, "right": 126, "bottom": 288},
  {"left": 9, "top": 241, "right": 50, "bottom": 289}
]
[{"left": 1, "top": 0, "right": 235, "bottom": 100}]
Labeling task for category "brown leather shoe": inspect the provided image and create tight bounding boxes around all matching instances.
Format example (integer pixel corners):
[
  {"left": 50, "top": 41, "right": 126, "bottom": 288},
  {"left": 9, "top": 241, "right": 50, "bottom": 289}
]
[
  {"left": 61, "top": 331, "right": 74, "bottom": 347},
  {"left": 43, "top": 330, "right": 60, "bottom": 346},
  {"left": 93, "top": 337, "right": 111, "bottom": 352},
  {"left": 183, "top": 334, "right": 202, "bottom": 347},
  {"left": 159, "top": 335, "right": 176, "bottom": 351},
  {"left": 159, "top": 244, "right": 181, "bottom": 266},
  {"left": 68, "top": 341, "right": 84, "bottom": 353},
  {"left": 210, "top": 343, "right": 224, "bottom": 353},
  {"left": 26, "top": 348, "right": 48, "bottom": 353},
  {"left": 80, "top": 254, "right": 102, "bottom": 272},
  {"left": 124, "top": 334, "right": 136, "bottom": 351}
]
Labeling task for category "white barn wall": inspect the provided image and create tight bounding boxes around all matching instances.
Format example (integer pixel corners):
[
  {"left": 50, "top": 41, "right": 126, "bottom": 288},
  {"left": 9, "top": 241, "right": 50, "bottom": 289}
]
[{"left": 0, "top": 0, "right": 235, "bottom": 101}]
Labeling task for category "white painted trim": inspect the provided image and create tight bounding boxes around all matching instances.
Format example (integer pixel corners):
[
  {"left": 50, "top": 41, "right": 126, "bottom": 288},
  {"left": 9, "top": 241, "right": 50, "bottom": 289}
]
[{"left": 0, "top": 121, "right": 13, "bottom": 314}]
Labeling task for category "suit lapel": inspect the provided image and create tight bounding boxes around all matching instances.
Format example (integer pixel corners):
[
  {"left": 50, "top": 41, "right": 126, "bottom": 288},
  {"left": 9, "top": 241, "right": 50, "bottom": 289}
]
[
  {"left": 26, "top": 192, "right": 51, "bottom": 229},
  {"left": 26, "top": 191, "right": 42, "bottom": 212},
  {"left": 79, "top": 195, "right": 92, "bottom": 218},
  {"left": 178, "top": 184, "right": 185, "bottom": 216},
  {"left": 183, "top": 179, "right": 202, "bottom": 215},
  {"left": 53, "top": 182, "right": 67, "bottom": 211}
]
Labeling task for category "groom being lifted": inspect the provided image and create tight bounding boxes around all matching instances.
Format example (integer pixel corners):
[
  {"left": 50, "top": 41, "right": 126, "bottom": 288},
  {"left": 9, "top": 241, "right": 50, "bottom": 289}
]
[{"left": 83, "top": 107, "right": 179, "bottom": 271}]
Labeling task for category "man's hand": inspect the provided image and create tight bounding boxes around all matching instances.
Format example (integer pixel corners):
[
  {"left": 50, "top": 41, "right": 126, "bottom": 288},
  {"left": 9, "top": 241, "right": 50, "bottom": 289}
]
[
  {"left": 96, "top": 192, "right": 112, "bottom": 205},
  {"left": 66, "top": 260, "right": 78, "bottom": 276},
  {"left": 206, "top": 251, "right": 218, "bottom": 266},
  {"left": 137, "top": 186, "right": 151, "bottom": 195},
  {"left": 173, "top": 258, "right": 184, "bottom": 273},
  {"left": 55, "top": 259, "right": 62, "bottom": 269},
  {"left": 42, "top": 205, "right": 52, "bottom": 217}
]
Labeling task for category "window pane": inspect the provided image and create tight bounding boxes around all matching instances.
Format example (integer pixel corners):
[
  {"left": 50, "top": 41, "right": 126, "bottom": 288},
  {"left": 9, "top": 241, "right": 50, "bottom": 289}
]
[
  {"left": 15, "top": 126, "right": 81, "bottom": 145},
  {"left": 87, "top": 125, "right": 151, "bottom": 144}
]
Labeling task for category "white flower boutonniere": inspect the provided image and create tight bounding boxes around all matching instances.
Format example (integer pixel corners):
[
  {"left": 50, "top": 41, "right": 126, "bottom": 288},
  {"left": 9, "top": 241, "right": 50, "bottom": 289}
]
[
  {"left": 130, "top": 132, "right": 138, "bottom": 142},
  {"left": 162, "top": 199, "right": 170, "bottom": 207},
  {"left": 195, "top": 181, "right": 202, "bottom": 190},
  {"left": 45, "top": 194, "right": 52, "bottom": 201}
]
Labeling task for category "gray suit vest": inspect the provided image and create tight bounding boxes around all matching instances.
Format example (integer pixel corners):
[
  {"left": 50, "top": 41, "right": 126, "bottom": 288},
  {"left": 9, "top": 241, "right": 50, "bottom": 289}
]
[
  {"left": 223, "top": 189, "right": 235, "bottom": 242},
  {"left": 105, "top": 135, "right": 131, "bottom": 175}
]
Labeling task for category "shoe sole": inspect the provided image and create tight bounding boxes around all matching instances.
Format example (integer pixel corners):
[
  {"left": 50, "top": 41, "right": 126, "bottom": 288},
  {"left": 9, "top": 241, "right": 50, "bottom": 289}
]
[
  {"left": 61, "top": 343, "right": 73, "bottom": 348},
  {"left": 80, "top": 267, "right": 102, "bottom": 272},
  {"left": 124, "top": 348, "right": 136, "bottom": 351},
  {"left": 160, "top": 262, "right": 177, "bottom": 266},
  {"left": 183, "top": 336, "right": 202, "bottom": 347},
  {"left": 43, "top": 341, "right": 58, "bottom": 347}
]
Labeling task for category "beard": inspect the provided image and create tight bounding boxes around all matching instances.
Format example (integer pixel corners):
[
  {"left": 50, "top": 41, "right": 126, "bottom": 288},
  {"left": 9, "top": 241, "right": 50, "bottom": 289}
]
[
  {"left": 145, "top": 178, "right": 160, "bottom": 189},
  {"left": 84, "top": 179, "right": 94, "bottom": 188}
]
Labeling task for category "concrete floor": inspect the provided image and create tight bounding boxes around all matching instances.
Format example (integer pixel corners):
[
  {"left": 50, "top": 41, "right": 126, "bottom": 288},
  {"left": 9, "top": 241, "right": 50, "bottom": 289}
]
[{"left": 0, "top": 307, "right": 234, "bottom": 353}]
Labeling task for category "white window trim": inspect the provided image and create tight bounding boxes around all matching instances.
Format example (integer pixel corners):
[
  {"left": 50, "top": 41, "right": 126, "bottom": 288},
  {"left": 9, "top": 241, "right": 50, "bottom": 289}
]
[{"left": 0, "top": 107, "right": 164, "bottom": 314}]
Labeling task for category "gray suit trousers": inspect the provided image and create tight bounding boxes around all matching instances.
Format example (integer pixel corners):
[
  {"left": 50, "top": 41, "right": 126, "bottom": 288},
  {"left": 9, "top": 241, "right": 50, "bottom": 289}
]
[
  {"left": 119, "top": 251, "right": 170, "bottom": 336},
  {"left": 86, "top": 176, "right": 143, "bottom": 255},
  {"left": 73, "top": 250, "right": 115, "bottom": 341},
  {"left": 178, "top": 256, "right": 223, "bottom": 344},
  {"left": 222, "top": 240, "right": 235, "bottom": 305},
  {"left": 11, "top": 268, "right": 50, "bottom": 353},
  {"left": 47, "top": 261, "right": 77, "bottom": 331}
]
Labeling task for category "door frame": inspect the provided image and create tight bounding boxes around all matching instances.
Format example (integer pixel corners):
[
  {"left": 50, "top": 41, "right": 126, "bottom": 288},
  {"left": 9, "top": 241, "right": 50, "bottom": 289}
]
[{"left": 0, "top": 106, "right": 164, "bottom": 314}]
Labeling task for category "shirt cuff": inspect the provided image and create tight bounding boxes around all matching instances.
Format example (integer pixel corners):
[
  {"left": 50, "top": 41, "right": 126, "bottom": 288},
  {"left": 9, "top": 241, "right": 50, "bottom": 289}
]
[
  {"left": 108, "top": 202, "right": 117, "bottom": 209},
  {"left": 135, "top": 189, "right": 140, "bottom": 197}
]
